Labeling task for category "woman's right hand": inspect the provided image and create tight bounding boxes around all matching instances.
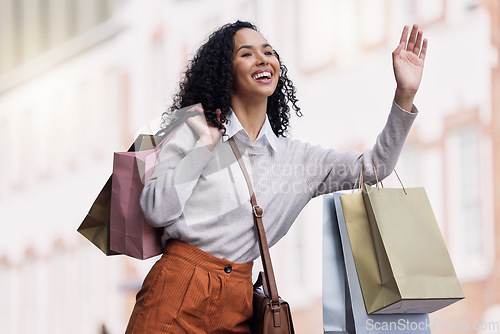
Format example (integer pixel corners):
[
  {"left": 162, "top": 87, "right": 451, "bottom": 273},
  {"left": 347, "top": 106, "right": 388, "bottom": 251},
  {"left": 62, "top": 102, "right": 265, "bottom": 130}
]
[{"left": 185, "top": 105, "right": 223, "bottom": 151}]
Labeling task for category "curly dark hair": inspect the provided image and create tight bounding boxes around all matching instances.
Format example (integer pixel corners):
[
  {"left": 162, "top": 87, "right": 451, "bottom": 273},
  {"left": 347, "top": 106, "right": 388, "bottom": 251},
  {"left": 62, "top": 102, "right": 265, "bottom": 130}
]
[{"left": 164, "top": 20, "right": 302, "bottom": 137}]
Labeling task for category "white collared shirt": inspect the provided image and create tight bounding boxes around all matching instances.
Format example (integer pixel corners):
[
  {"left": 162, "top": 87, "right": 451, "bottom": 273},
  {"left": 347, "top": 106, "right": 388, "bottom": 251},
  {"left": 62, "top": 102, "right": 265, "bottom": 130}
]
[
  {"left": 222, "top": 109, "right": 278, "bottom": 152},
  {"left": 141, "top": 102, "right": 418, "bottom": 263}
]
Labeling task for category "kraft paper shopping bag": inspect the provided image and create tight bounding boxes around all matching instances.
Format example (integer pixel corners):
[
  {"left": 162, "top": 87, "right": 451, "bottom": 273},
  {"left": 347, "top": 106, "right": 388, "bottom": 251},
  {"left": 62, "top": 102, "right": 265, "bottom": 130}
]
[{"left": 354, "top": 184, "right": 464, "bottom": 314}]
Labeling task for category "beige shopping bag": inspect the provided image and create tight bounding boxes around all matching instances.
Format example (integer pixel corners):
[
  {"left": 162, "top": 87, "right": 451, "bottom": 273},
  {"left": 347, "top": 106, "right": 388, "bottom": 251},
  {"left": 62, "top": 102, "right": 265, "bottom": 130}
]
[{"left": 340, "top": 185, "right": 464, "bottom": 314}]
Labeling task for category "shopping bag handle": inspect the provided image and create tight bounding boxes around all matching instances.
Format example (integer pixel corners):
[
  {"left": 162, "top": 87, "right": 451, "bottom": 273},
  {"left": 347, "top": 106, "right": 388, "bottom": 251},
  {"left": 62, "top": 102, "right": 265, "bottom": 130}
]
[
  {"left": 154, "top": 105, "right": 204, "bottom": 138},
  {"left": 358, "top": 161, "right": 380, "bottom": 191},
  {"left": 392, "top": 169, "right": 407, "bottom": 195},
  {"left": 358, "top": 160, "right": 407, "bottom": 195}
]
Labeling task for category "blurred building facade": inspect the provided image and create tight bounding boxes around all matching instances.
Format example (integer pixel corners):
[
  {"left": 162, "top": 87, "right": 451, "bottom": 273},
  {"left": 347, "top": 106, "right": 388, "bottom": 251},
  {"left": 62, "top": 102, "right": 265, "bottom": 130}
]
[{"left": 0, "top": 0, "right": 499, "bottom": 333}]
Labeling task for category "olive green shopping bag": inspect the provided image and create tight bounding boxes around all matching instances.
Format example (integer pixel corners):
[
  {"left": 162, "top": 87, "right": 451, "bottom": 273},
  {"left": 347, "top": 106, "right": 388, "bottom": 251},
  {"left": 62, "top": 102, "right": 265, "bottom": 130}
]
[{"left": 340, "top": 184, "right": 464, "bottom": 314}]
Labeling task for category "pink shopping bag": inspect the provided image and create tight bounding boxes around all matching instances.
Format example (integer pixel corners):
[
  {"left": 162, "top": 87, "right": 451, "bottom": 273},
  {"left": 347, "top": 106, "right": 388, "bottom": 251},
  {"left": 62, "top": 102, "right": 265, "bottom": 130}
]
[{"left": 109, "top": 105, "right": 202, "bottom": 259}]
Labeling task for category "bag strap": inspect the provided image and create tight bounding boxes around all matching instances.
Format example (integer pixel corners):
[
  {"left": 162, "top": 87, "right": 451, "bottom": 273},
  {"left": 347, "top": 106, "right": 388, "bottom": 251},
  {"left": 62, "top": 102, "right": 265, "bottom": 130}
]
[
  {"left": 154, "top": 107, "right": 203, "bottom": 138},
  {"left": 228, "top": 138, "right": 281, "bottom": 306},
  {"left": 132, "top": 108, "right": 204, "bottom": 152}
]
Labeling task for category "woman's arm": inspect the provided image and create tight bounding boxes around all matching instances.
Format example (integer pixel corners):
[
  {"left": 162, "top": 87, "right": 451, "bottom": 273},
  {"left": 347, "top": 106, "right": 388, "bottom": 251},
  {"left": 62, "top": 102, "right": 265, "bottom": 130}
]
[
  {"left": 392, "top": 24, "right": 428, "bottom": 112},
  {"left": 300, "top": 101, "right": 417, "bottom": 197},
  {"left": 140, "top": 107, "right": 223, "bottom": 227},
  {"left": 302, "top": 25, "right": 427, "bottom": 196}
]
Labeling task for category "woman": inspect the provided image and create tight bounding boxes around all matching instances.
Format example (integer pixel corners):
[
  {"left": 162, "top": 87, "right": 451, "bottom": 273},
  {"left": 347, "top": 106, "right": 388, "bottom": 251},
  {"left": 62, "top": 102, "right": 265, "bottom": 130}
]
[{"left": 126, "top": 20, "right": 427, "bottom": 333}]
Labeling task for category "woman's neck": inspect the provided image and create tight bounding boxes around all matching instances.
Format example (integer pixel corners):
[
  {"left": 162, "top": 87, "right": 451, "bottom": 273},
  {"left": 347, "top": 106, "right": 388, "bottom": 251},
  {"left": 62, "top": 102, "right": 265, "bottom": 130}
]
[{"left": 230, "top": 97, "right": 267, "bottom": 142}]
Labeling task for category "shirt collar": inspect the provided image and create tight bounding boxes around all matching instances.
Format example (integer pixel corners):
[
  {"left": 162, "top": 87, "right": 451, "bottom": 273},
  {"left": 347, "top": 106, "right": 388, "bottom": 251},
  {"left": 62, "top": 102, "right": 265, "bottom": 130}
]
[{"left": 223, "top": 109, "right": 278, "bottom": 152}]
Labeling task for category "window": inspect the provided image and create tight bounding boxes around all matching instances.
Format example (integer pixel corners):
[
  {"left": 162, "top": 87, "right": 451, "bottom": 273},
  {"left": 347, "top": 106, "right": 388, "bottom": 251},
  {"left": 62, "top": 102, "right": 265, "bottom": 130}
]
[
  {"left": 296, "top": 0, "right": 347, "bottom": 72},
  {"left": 150, "top": 30, "right": 168, "bottom": 122},
  {"left": 415, "top": 0, "right": 445, "bottom": 26},
  {"left": 456, "top": 128, "right": 482, "bottom": 256},
  {"left": 13, "top": 0, "right": 24, "bottom": 65},
  {"left": 19, "top": 250, "right": 40, "bottom": 333},
  {"left": 357, "top": 0, "right": 388, "bottom": 49},
  {"left": 66, "top": 0, "right": 78, "bottom": 36},
  {"left": 0, "top": 117, "right": 8, "bottom": 197},
  {"left": 0, "top": 259, "right": 17, "bottom": 334},
  {"left": 47, "top": 244, "right": 70, "bottom": 332},
  {"left": 20, "top": 109, "right": 37, "bottom": 186},
  {"left": 0, "top": 0, "right": 15, "bottom": 73},
  {"left": 445, "top": 124, "right": 494, "bottom": 280},
  {"left": 38, "top": 0, "right": 50, "bottom": 52}
]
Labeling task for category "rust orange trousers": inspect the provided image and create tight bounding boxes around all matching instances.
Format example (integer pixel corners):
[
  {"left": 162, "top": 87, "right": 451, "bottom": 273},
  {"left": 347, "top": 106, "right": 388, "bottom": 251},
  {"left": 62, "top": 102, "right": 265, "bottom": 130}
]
[{"left": 125, "top": 239, "right": 254, "bottom": 333}]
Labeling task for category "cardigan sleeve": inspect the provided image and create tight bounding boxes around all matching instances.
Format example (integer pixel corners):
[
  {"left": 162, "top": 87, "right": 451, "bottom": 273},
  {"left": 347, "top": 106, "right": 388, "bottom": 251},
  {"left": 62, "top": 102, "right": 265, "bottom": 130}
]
[
  {"left": 139, "top": 123, "right": 215, "bottom": 227},
  {"left": 300, "top": 101, "right": 418, "bottom": 197}
]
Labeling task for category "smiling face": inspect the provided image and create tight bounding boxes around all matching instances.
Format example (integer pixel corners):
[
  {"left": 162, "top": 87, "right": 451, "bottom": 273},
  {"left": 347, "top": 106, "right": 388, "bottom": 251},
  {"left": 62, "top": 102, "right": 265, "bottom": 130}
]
[{"left": 231, "top": 28, "right": 280, "bottom": 103}]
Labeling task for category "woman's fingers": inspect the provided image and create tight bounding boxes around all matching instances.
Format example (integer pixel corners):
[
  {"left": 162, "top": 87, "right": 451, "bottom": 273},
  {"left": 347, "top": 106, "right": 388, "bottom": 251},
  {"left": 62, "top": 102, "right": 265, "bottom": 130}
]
[
  {"left": 406, "top": 24, "right": 419, "bottom": 52},
  {"left": 398, "top": 25, "right": 409, "bottom": 50},
  {"left": 187, "top": 104, "right": 204, "bottom": 114},
  {"left": 419, "top": 38, "right": 428, "bottom": 61},
  {"left": 413, "top": 30, "right": 423, "bottom": 54},
  {"left": 393, "top": 26, "right": 407, "bottom": 57},
  {"left": 185, "top": 106, "right": 223, "bottom": 150},
  {"left": 396, "top": 24, "right": 426, "bottom": 58}
]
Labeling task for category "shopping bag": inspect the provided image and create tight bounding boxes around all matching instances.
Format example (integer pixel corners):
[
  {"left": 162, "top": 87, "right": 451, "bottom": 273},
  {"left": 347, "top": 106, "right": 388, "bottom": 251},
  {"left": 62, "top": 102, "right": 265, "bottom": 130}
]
[
  {"left": 353, "top": 184, "right": 464, "bottom": 314},
  {"left": 77, "top": 136, "right": 146, "bottom": 256},
  {"left": 109, "top": 106, "right": 203, "bottom": 260},
  {"left": 78, "top": 105, "right": 202, "bottom": 258},
  {"left": 108, "top": 135, "right": 165, "bottom": 259},
  {"left": 323, "top": 193, "right": 431, "bottom": 334},
  {"left": 322, "top": 193, "right": 350, "bottom": 334}
]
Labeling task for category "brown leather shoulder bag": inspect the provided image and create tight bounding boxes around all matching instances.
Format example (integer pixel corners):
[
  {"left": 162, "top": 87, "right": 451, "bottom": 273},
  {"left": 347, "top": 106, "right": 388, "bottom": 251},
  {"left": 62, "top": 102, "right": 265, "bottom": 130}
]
[{"left": 228, "top": 138, "right": 295, "bottom": 334}]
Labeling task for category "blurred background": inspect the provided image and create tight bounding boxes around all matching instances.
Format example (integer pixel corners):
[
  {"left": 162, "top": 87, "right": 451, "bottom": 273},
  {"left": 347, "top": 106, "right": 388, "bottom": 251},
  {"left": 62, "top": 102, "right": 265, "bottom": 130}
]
[{"left": 0, "top": 0, "right": 499, "bottom": 333}]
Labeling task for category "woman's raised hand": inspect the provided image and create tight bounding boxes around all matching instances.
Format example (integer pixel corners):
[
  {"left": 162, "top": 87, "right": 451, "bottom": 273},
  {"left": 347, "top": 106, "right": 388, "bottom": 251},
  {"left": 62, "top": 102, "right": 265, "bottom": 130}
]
[
  {"left": 185, "top": 105, "right": 223, "bottom": 151},
  {"left": 392, "top": 24, "right": 428, "bottom": 112}
]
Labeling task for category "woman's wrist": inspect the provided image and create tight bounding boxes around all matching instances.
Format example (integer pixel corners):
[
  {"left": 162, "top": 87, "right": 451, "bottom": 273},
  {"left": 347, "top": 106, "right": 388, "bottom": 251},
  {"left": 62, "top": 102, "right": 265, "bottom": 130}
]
[
  {"left": 198, "top": 136, "right": 215, "bottom": 150},
  {"left": 198, "top": 132, "right": 222, "bottom": 151},
  {"left": 394, "top": 88, "right": 416, "bottom": 113}
]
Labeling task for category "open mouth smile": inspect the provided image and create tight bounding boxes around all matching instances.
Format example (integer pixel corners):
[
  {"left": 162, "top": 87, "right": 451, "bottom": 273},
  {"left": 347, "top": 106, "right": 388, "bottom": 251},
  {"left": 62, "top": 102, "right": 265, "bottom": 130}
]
[{"left": 252, "top": 71, "right": 273, "bottom": 81}]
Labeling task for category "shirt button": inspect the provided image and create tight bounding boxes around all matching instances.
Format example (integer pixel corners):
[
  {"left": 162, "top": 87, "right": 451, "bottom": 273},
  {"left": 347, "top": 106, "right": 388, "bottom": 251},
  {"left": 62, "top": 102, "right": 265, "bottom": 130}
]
[{"left": 224, "top": 265, "right": 232, "bottom": 274}]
